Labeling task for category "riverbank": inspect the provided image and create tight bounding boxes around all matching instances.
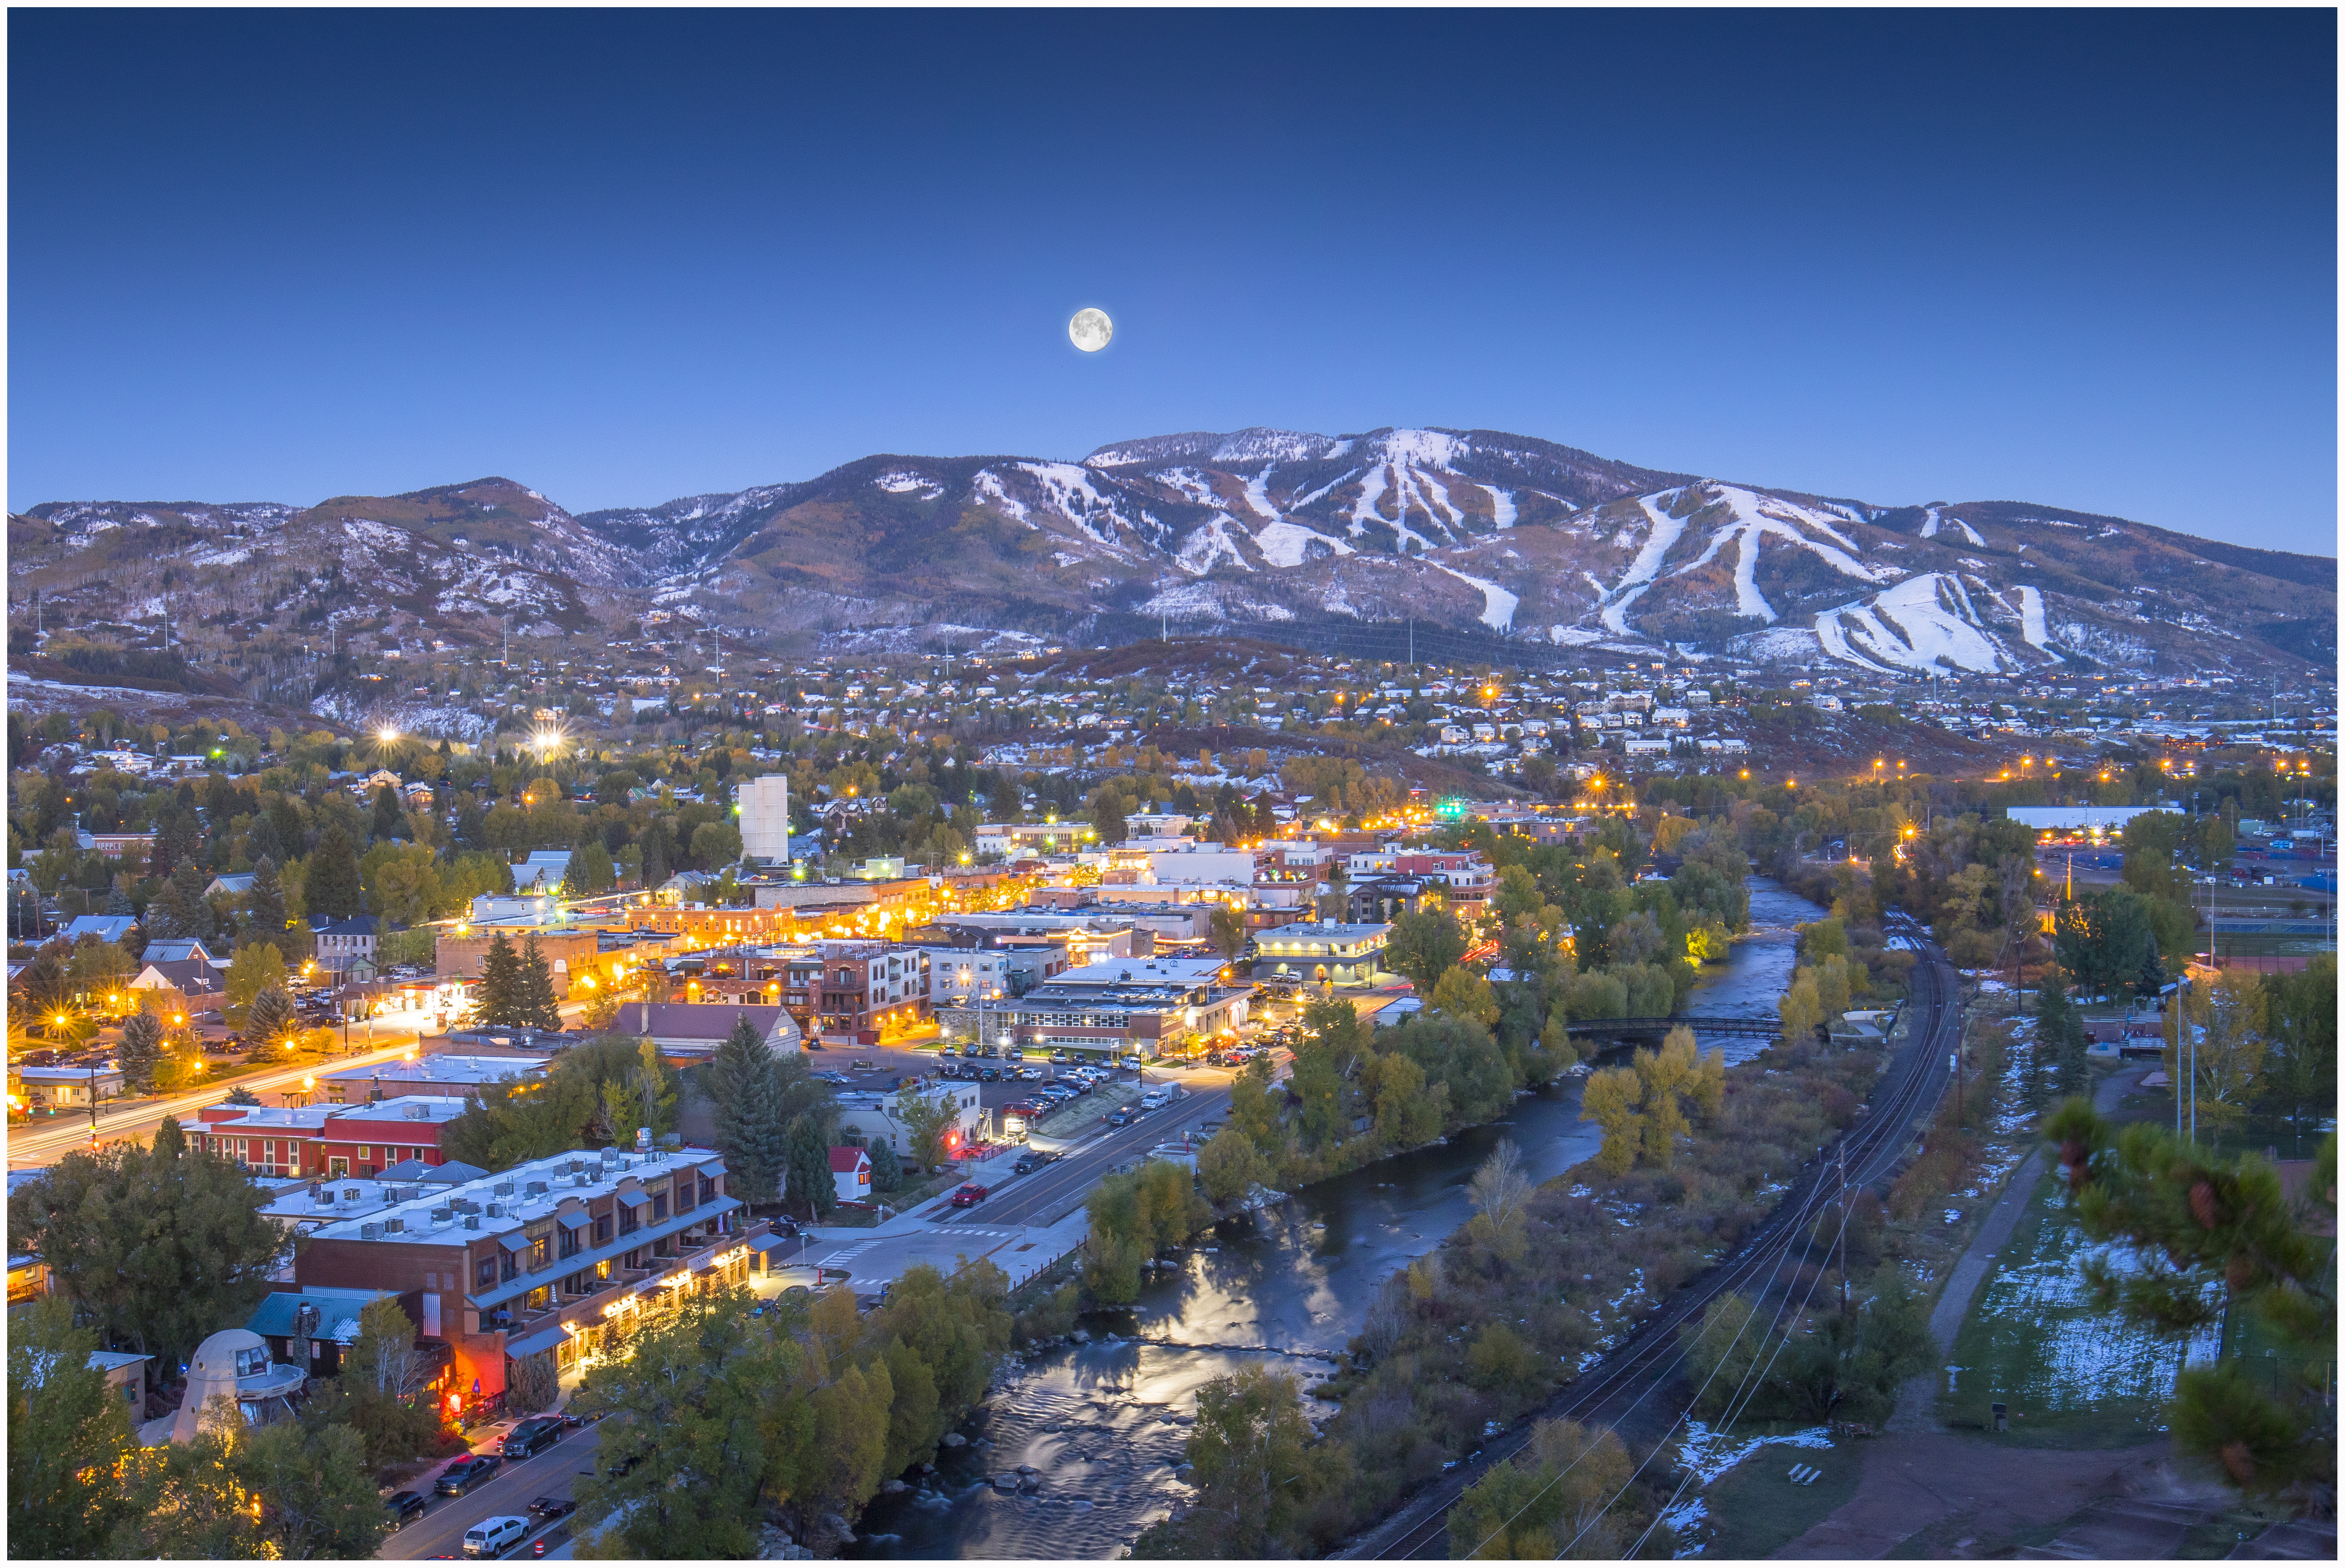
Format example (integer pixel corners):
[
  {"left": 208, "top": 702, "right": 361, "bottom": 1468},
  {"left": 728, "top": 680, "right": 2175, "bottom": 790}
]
[{"left": 852, "top": 876, "right": 1833, "bottom": 1559}]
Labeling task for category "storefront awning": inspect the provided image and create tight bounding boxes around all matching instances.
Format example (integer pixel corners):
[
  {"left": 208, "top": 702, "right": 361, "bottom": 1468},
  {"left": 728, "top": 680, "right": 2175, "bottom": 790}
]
[
  {"left": 557, "top": 1211, "right": 592, "bottom": 1231},
  {"left": 503, "top": 1322, "right": 571, "bottom": 1360},
  {"left": 618, "top": 1191, "right": 651, "bottom": 1210},
  {"left": 497, "top": 1231, "right": 533, "bottom": 1254}
]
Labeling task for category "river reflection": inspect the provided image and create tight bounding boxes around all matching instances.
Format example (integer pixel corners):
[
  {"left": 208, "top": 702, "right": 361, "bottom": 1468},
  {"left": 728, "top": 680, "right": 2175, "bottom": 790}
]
[{"left": 850, "top": 877, "right": 1826, "bottom": 1559}]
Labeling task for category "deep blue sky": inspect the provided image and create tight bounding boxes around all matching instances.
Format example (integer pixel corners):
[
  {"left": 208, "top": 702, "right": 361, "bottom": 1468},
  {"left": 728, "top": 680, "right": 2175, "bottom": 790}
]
[{"left": 10, "top": 10, "right": 2336, "bottom": 552}]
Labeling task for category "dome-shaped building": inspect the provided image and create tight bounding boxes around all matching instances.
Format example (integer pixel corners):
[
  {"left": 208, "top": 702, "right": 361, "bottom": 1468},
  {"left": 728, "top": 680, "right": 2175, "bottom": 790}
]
[{"left": 168, "top": 1328, "right": 305, "bottom": 1445}]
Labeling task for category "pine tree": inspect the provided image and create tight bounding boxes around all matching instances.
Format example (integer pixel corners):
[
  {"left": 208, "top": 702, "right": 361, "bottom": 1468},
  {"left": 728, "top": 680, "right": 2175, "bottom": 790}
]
[
  {"left": 168, "top": 859, "right": 215, "bottom": 941},
  {"left": 369, "top": 785, "right": 404, "bottom": 845},
  {"left": 245, "top": 985, "right": 299, "bottom": 1060},
  {"left": 242, "top": 857, "right": 286, "bottom": 951},
  {"left": 2040, "top": 979, "right": 2090, "bottom": 1099},
  {"left": 640, "top": 825, "right": 670, "bottom": 892},
  {"left": 246, "top": 811, "right": 284, "bottom": 867},
  {"left": 104, "top": 882, "right": 133, "bottom": 917},
  {"left": 707, "top": 1016, "right": 785, "bottom": 1204},
  {"left": 476, "top": 933, "right": 522, "bottom": 1027},
  {"left": 518, "top": 935, "right": 563, "bottom": 1030},
  {"left": 118, "top": 1010, "right": 165, "bottom": 1092},
  {"left": 306, "top": 826, "right": 363, "bottom": 921},
  {"left": 785, "top": 1113, "right": 837, "bottom": 1220}
]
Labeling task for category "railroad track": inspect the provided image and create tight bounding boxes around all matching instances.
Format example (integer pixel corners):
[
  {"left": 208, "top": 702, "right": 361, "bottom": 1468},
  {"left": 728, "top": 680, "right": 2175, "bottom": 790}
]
[{"left": 1340, "top": 911, "right": 1960, "bottom": 1560}]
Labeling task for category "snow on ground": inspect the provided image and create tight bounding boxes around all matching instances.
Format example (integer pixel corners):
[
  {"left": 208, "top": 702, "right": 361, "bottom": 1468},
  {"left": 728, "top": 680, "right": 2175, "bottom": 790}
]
[
  {"left": 341, "top": 518, "right": 410, "bottom": 552},
  {"left": 873, "top": 470, "right": 941, "bottom": 497},
  {"left": 1253, "top": 520, "right": 1353, "bottom": 568},
  {"left": 1484, "top": 485, "right": 1517, "bottom": 528},
  {"left": 2014, "top": 585, "right": 2051, "bottom": 650},
  {"left": 1136, "top": 581, "right": 1230, "bottom": 620},
  {"left": 1812, "top": 572, "right": 2017, "bottom": 673},
  {"left": 1175, "top": 515, "right": 1251, "bottom": 574},
  {"left": 971, "top": 469, "right": 1033, "bottom": 527},
  {"left": 1668, "top": 485, "right": 1894, "bottom": 624},
  {"left": 1677, "top": 1421, "right": 1834, "bottom": 1488},
  {"left": 1242, "top": 466, "right": 1282, "bottom": 529},
  {"left": 1285, "top": 468, "right": 1359, "bottom": 512},
  {"left": 1548, "top": 625, "right": 1605, "bottom": 645},
  {"left": 1378, "top": 428, "right": 1469, "bottom": 468},
  {"left": 1345, "top": 465, "right": 1390, "bottom": 538},
  {"left": 1433, "top": 564, "right": 1518, "bottom": 631},
  {"left": 1921, "top": 507, "right": 1943, "bottom": 538}
]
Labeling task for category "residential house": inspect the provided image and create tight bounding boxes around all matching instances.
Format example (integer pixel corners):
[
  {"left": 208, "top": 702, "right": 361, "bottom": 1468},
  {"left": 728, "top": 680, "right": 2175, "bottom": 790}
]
[
  {"left": 613, "top": 1002, "right": 802, "bottom": 1062},
  {"left": 829, "top": 1146, "right": 872, "bottom": 1203}
]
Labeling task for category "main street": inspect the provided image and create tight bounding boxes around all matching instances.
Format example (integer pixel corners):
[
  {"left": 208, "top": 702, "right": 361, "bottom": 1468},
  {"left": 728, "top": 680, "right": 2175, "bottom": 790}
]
[
  {"left": 378, "top": 1418, "right": 601, "bottom": 1560},
  {"left": 8, "top": 1035, "right": 424, "bottom": 1168}
]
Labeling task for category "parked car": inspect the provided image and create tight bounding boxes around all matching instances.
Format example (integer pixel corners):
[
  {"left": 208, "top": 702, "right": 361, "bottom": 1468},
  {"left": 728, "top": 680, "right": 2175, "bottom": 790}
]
[
  {"left": 1017, "top": 1066, "right": 1044, "bottom": 1081},
  {"left": 503, "top": 1416, "right": 564, "bottom": 1459},
  {"left": 527, "top": 1496, "right": 577, "bottom": 1520},
  {"left": 1049, "top": 1049, "right": 1069, "bottom": 1063},
  {"left": 849, "top": 1059, "right": 875, "bottom": 1073},
  {"left": 976, "top": 1066, "right": 1001, "bottom": 1082},
  {"left": 1004, "top": 1047, "right": 1024, "bottom": 1060},
  {"left": 384, "top": 1491, "right": 429, "bottom": 1529},
  {"left": 435, "top": 1454, "right": 504, "bottom": 1496},
  {"left": 1012, "top": 1150, "right": 1059, "bottom": 1175},
  {"left": 462, "top": 1515, "right": 530, "bottom": 1557},
  {"left": 949, "top": 1183, "right": 989, "bottom": 1208},
  {"left": 937, "top": 1061, "right": 963, "bottom": 1078},
  {"left": 1120, "top": 1054, "right": 1145, "bottom": 1069}
]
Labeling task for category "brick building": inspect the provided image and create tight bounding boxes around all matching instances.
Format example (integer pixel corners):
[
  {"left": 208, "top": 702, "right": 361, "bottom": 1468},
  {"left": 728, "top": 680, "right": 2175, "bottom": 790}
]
[
  {"left": 193, "top": 1095, "right": 470, "bottom": 1180},
  {"left": 289, "top": 1144, "right": 756, "bottom": 1405}
]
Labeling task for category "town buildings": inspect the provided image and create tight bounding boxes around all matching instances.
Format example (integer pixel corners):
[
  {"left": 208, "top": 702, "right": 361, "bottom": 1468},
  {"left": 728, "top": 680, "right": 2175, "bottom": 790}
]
[{"left": 288, "top": 1142, "right": 757, "bottom": 1402}]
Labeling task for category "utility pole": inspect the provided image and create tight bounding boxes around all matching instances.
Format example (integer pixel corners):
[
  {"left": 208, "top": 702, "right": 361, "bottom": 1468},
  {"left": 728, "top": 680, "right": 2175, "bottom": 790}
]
[{"left": 1837, "top": 1137, "right": 1850, "bottom": 1319}]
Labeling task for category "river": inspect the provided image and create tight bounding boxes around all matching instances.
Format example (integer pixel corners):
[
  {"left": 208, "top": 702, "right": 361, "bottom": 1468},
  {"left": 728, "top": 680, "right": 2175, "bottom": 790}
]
[{"left": 849, "top": 878, "right": 1828, "bottom": 1559}]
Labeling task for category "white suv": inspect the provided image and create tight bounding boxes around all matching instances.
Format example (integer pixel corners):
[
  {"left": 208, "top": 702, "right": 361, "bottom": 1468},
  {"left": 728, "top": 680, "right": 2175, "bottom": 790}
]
[{"left": 463, "top": 1516, "right": 530, "bottom": 1557}]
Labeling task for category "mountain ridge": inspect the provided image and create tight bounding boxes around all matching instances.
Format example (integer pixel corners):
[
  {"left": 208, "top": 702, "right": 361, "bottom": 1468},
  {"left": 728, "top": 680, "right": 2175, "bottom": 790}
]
[{"left": 11, "top": 426, "right": 2332, "bottom": 679}]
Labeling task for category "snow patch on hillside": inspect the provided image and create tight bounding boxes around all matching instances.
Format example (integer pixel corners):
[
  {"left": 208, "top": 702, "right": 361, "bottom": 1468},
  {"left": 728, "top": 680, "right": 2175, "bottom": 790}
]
[
  {"left": 1813, "top": 572, "right": 2019, "bottom": 674},
  {"left": 1485, "top": 486, "right": 1518, "bottom": 528},
  {"left": 1434, "top": 564, "right": 1518, "bottom": 632},
  {"left": 971, "top": 470, "right": 1034, "bottom": 528},
  {"left": 874, "top": 470, "right": 941, "bottom": 497}
]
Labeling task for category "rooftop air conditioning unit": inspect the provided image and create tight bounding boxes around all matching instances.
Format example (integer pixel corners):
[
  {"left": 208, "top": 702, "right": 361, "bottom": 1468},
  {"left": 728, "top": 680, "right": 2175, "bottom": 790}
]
[
  {"left": 485, "top": 1201, "right": 504, "bottom": 1218},
  {"left": 403, "top": 1104, "right": 429, "bottom": 1120},
  {"left": 430, "top": 1207, "right": 454, "bottom": 1225},
  {"left": 360, "top": 1223, "right": 381, "bottom": 1240},
  {"left": 494, "top": 1181, "right": 516, "bottom": 1197},
  {"left": 464, "top": 1214, "right": 481, "bottom": 1230},
  {"left": 525, "top": 1181, "right": 549, "bottom": 1197},
  {"left": 386, "top": 1217, "right": 405, "bottom": 1233},
  {"left": 342, "top": 1188, "right": 362, "bottom": 1205}
]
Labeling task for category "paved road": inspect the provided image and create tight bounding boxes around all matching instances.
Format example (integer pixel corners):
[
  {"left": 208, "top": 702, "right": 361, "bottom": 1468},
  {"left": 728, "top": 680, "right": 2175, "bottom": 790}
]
[
  {"left": 933, "top": 1075, "right": 1236, "bottom": 1229},
  {"left": 8, "top": 1037, "right": 421, "bottom": 1168},
  {"left": 379, "top": 1422, "right": 599, "bottom": 1560}
]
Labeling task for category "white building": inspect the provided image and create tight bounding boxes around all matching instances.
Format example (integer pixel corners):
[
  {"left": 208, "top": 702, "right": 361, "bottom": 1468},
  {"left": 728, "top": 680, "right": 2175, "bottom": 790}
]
[
  {"left": 833, "top": 1083, "right": 983, "bottom": 1158},
  {"left": 739, "top": 775, "right": 792, "bottom": 865},
  {"left": 916, "top": 947, "right": 1014, "bottom": 1005},
  {"left": 1145, "top": 844, "right": 1256, "bottom": 886}
]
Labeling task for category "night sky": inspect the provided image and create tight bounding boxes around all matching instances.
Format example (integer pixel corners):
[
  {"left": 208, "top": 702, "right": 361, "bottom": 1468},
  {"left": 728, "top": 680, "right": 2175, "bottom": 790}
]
[{"left": 9, "top": 9, "right": 2335, "bottom": 551}]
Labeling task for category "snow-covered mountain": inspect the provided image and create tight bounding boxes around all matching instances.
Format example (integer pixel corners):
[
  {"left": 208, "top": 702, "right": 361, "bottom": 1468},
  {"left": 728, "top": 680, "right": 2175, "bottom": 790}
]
[{"left": 11, "top": 431, "right": 2331, "bottom": 677}]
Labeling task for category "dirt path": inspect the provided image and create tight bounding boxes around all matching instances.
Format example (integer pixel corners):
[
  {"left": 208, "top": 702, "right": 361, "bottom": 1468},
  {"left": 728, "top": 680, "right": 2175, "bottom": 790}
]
[{"left": 1773, "top": 1430, "right": 2169, "bottom": 1557}]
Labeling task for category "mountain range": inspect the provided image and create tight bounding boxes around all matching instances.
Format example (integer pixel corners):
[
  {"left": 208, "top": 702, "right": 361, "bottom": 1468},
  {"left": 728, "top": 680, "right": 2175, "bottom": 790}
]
[{"left": 11, "top": 427, "right": 2334, "bottom": 677}]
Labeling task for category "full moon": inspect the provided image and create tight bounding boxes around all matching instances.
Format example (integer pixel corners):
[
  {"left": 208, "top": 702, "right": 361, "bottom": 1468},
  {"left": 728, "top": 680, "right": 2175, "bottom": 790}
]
[{"left": 1069, "top": 307, "right": 1113, "bottom": 352}]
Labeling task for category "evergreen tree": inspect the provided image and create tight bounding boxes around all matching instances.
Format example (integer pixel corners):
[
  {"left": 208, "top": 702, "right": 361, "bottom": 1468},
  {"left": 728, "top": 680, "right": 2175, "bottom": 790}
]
[
  {"left": 785, "top": 1112, "right": 837, "bottom": 1220},
  {"left": 640, "top": 822, "right": 671, "bottom": 891},
  {"left": 706, "top": 1016, "right": 786, "bottom": 1204},
  {"left": 306, "top": 825, "right": 363, "bottom": 920},
  {"left": 476, "top": 933, "right": 523, "bottom": 1027},
  {"left": 104, "top": 881, "right": 133, "bottom": 917},
  {"left": 246, "top": 810, "right": 284, "bottom": 867},
  {"left": 242, "top": 856, "right": 286, "bottom": 950},
  {"left": 2039, "top": 978, "right": 2090, "bottom": 1098},
  {"left": 118, "top": 1009, "right": 165, "bottom": 1092},
  {"left": 169, "top": 857, "right": 215, "bottom": 941},
  {"left": 245, "top": 985, "right": 299, "bottom": 1060},
  {"left": 518, "top": 934, "right": 564, "bottom": 1030},
  {"left": 369, "top": 784, "right": 404, "bottom": 844}
]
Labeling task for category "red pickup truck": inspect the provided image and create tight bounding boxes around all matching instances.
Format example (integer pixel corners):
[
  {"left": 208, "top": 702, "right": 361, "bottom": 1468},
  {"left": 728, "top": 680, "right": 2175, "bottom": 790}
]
[{"left": 949, "top": 1183, "right": 989, "bottom": 1208}]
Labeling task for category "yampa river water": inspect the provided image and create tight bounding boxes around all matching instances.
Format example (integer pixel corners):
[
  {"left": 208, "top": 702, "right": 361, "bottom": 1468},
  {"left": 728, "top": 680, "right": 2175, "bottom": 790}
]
[{"left": 849, "top": 878, "right": 1828, "bottom": 1559}]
